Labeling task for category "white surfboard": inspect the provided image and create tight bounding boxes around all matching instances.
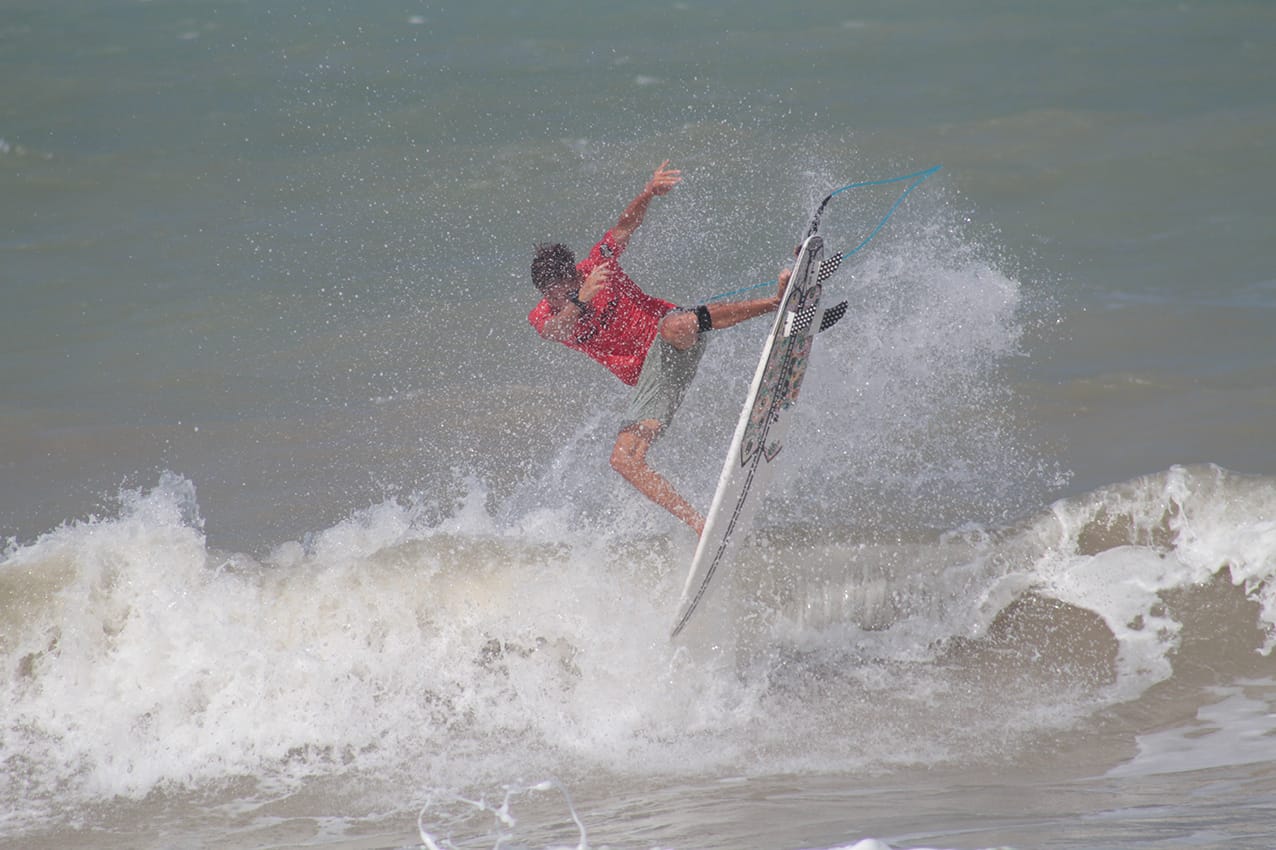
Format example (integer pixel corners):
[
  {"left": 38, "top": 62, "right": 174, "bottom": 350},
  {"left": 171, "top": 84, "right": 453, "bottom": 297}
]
[{"left": 671, "top": 235, "right": 836, "bottom": 638}]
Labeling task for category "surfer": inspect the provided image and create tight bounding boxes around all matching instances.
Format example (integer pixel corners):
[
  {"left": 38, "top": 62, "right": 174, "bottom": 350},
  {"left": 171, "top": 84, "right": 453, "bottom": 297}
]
[{"left": 529, "top": 160, "right": 789, "bottom": 536}]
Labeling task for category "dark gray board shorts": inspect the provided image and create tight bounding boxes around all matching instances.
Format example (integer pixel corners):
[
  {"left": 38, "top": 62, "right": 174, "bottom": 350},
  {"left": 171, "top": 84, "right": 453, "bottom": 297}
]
[{"left": 619, "top": 321, "right": 708, "bottom": 434}]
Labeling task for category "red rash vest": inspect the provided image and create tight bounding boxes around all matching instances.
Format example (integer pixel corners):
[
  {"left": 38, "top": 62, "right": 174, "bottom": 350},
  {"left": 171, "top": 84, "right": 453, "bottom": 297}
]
[{"left": 528, "top": 231, "right": 676, "bottom": 386}]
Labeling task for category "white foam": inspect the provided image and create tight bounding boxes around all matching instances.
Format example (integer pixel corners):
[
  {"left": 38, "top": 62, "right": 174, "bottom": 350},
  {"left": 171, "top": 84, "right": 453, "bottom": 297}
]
[
  {"left": 1031, "top": 465, "right": 1276, "bottom": 700},
  {"left": 0, "top": 474, "right": 759, "bottom": 812},
  {"left": 415, "top": 782, "right": 983, "bottom": 850},
  {"left": 1109, "top": 678, "right": 1276, "bottom": 777},
  {"left": 6, "top": 461, "right": 1276, "bottom": 831},
  {"left": 1037, "top": 545, "right": 1192, "bottom": 696}
]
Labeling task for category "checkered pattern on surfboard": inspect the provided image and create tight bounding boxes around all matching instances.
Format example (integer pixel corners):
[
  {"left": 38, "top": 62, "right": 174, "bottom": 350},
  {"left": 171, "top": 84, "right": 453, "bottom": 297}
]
[
  {"left": 817, "top": 252, "right": 843, "bottom": 282},
  {"left": 784, "top": 299, "right": 847, "bottom": 336}
]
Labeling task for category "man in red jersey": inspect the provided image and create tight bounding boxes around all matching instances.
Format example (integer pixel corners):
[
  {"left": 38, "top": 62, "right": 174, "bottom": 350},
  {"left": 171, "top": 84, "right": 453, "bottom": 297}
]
[{"left": 529, "top": 160, "right": 788, "bottom": 536}]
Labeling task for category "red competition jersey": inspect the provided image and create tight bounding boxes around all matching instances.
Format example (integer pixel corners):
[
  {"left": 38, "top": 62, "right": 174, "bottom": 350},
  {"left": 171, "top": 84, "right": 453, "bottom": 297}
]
[{"left": 528, "top": 231, "right": 676, "bottom": 386}]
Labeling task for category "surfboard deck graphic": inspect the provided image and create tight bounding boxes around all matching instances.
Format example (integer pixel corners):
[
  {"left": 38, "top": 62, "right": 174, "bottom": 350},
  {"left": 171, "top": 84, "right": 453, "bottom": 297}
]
[{"left": 671, "top": 235, "right": 830, "bottom": 638}]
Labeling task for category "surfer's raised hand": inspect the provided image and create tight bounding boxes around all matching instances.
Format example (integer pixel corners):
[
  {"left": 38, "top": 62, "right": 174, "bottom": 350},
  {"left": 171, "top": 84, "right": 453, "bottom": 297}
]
[
  {"left": 647, "top": 160, "right": 682, "bottom": 196},
  {"left": 614, "top": 161, "right": 680, "bottom": 248}
]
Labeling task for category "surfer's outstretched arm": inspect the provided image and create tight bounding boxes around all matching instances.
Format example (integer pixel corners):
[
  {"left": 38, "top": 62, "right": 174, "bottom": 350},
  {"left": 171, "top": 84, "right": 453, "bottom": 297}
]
[
  {"left": 659, "top": 269, "right": 791, "bottom": 351},
  {"left": 704, "top": 267, "right": 789, "bottom": 330},
  {"left": 612, "top": 160, "right": 681, "bottom": 250}
]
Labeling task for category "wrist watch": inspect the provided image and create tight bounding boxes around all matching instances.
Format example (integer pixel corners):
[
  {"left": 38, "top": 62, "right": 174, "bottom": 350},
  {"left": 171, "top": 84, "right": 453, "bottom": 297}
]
[{"left": 567, "top": 290, "right": 590, "bottom": 312}]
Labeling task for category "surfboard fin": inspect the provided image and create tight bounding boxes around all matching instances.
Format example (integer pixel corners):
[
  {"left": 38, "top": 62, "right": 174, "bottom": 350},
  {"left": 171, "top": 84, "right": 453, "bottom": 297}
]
[
  {"left": 818, "top": 300, "right": 848, "bottom": 333},
  {"left": 817, "top": 252, "right": 844, "bottom": 282},
  {"left": 783, "top": 299, "right": 848, "bottom": 337}
]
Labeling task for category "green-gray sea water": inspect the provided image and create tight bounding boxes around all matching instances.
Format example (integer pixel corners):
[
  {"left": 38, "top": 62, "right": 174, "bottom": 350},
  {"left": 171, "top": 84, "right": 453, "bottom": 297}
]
[{"left": 3, "top": 3, "right": 1276, "bottom": 848}]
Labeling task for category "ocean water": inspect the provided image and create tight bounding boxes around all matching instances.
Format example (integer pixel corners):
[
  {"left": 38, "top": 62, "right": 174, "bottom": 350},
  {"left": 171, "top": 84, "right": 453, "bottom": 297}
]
[{"left": 3, "top": 1, "right": 1276, "bottom": 848}]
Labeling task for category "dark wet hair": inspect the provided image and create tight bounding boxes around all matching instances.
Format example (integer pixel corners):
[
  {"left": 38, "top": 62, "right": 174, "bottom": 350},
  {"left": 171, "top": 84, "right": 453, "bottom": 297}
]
[{"left": 531, "top": 242, "right": 578, "bottom": 291}]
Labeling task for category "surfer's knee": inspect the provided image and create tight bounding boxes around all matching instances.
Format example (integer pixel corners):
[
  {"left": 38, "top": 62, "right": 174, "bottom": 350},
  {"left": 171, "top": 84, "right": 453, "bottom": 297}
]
[
  {"left": 658, "top": 311, "right": 700, "bottom": 351},
  {"left": 611, "top": 423, "right": 658, "bottom": 478}
]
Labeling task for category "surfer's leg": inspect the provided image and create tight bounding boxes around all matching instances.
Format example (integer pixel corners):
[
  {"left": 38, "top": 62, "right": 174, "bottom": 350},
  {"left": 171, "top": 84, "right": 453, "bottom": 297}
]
[
  {"left": 613, "top": 330, "right": 709, "bottom": 535},
  {"left": 610, "top": 422, "right": 706, "bottom": 536}
]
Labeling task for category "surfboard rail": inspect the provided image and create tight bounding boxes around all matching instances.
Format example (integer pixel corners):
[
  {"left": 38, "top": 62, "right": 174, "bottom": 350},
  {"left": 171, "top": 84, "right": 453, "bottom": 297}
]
[{"left": 670, "top": 235, "right": 827, "bottom": 638}]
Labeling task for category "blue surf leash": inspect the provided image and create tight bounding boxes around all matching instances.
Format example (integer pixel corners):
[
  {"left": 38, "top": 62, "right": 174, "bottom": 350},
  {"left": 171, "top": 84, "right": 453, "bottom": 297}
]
[{"left": 707, "top": 164, "right": 942, "bottom": 302}]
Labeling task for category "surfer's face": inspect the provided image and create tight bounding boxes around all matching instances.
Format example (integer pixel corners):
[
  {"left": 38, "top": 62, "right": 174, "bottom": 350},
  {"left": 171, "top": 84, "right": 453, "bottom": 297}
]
[{"left": 540, "top": 276, "right": 579, "bottom": 311}]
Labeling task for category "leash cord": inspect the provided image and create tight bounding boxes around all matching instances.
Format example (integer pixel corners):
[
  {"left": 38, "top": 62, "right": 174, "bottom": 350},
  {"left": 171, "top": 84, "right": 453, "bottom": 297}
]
[{"left": 707, "top": 164, "right": 942, "bottom": 302}]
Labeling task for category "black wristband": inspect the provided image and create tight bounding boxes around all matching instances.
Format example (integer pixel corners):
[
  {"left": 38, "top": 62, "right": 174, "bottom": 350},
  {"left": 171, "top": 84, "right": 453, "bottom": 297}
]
[
  {"left": 694, "top": 304, "right": 713, "bottom": 332},
  {"left": 567, "top": 290, "right": 590, "bottom": 312}
]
